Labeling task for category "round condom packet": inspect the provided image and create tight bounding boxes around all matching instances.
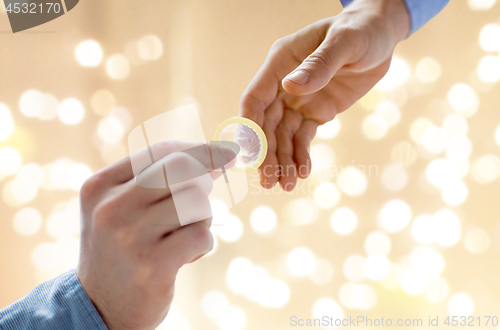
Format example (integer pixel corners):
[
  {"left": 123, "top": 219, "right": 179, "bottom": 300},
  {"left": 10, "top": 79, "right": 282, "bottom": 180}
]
[{"left": 214, "top": 117, "right": 267, "bottom": 172}]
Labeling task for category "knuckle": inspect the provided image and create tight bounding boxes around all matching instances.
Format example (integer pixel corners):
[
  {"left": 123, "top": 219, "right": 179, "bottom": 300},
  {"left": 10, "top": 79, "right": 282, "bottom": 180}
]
[
  {"left": 304, "top": 48, "right": 331, "bottom": 69},
  {"left": 172, "top": 153, "right": 198, "bottom": 176},
  {"left": 92, "top": 198, "right": 120, "bottom": 230},
  {"left": 270, "top": 37, "right": 287, "bottom": 51},
  {"left": 190, "top": 223, "right": 213, "bottom": 251},
  {"left": 79, "top": 174, "right": 103, "bottom": 203},
  {"left": 187, "top": 185, "right": 211, "bottom": 205}
]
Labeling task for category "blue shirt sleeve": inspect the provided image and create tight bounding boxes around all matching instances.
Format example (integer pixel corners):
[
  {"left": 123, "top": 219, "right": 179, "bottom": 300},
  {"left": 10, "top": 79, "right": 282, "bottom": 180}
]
[
  {"left": 0, "top": 270, "right": 108, "bottom": 330},
  {"left": 340, "top": 0, "right": 450, "bottom": 35}
]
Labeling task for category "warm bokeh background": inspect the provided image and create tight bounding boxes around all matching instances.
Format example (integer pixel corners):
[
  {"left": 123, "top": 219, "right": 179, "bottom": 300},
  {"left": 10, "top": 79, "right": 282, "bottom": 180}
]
[{"left": 1, "top": 0, "right": 500, "bottom": 329}]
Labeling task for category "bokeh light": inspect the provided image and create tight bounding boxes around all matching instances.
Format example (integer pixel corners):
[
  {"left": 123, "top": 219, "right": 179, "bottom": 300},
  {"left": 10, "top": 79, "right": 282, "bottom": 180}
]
[
  {"left": 338, "top": 283, "right": 378, "bottom": 310},
  {"left": 442, "top": 114, "right": 468, "bottom": 137},
  {"left": 0, "top": 147, "right": 22, "bottom": 176},
  {"left": 468, "top": 0, "right": 497, "bottom": 10},
  {"left": 434, "top": 209, "right": 462, "bottom": 247},
  {"left": 97, "top": 116, "right": 125, "bottom": 144},
  {"left": 137, "top": 35, "right": 164, "bottom": 61},
  {"left": 201, "top": 291, "right": 229, "bottom": 319},
  {"left": 447, "top": 293, "right": 474, "bottom": 317},
  {"left": 420, "top": 126, "right": 447, "bottom": 154},
  {"left": 425, "top": 277, "right": 449, "bottom": 303},
  {"left": 343, "top": 254, "right": 365, "bottom": 282},
  {"left": 309, "top": 258, "right": 334, "bottom": 285},
  {"left": 445, "top": 135, "right": 472, "bottom": 161},
  {"left": 410, "top": 117, "right": 434, "bottom": 144},
  {"left": 401, "top": 246, "right": 445, "bottom": 295},
  {"left": 287, "top": 247, "right": 316, "bottom": 277},
  {"left": 415, "top": 57, "right": 442, "bottom": 83},
  {"left": 226, "top": 257, "right": 254, "bottom": 294},
  {"left": 426, "top": 158, "right": 457, "bottom": 189},
  {"left": 310, "top": 143, "right": 335, "bottom": 172},
  {"left": 58, "top": 98, "right": 85, "bottom": 125},
  {"left": 215, "top": 214, "right": 243, "bottom": 243},
  {"left": 312, "top": 298, "right": 344, "bottom": 329},
  {"left": 391, "top": 141, "right": 417, "bottom": 167},
  {"left": 378, "top": 199, "right": 412, "bottom": 233},
  {"left": 330, "top": 207, "right": 358, "bottom": 236},
  {"left": 363, "top": 254, "right": 390, "bottom": 281},
  {"left": 337, "top": 166, "right": 367, "bottom": 196},
  {"left": 362, "top": 113, "right": 388, "bottom": 140},
  {"left": 364, "top": 230, "right": 391, "bottom": 255},
  {"left": 440, "top": 179, "right": 468, "bottom": 206},
  {"left": 496, "top": 124, "right": 500, "bottom": 147},
  {"left": 250, "top": 205, "right": 277, "bottom": 235},
  {"left": 285, "top": 198, "right": 318, "bottom": 225},
  {"left": 380, "top": 265, "right": 402, "bottom": 290},
  {"left": 464, "top": 227, "right": 490, "bottom": 254},
  {"left": 471, "top": 154, "right": 500, "bottom": 183},
  {"left": 479, "top": 24, "right": 500, "bottom": 52},
  {"left": 225, "top": 258, "right": 290, "bottom": 308},
  {"left": 313, "top": 181, "right": 340, "bottom": 209},
  {"left": 375, "top": 101, "right": 400, "bottom": 127},
  {"left": 316, "top": 117, "right": 340, "bottom": 139},
  {"left": 31, "top": 243, "right": 61, "bottom": 271},
  {"left": 447, "top": 83, "right": 478, "bottom": 117},
  {"left": 217, "top": 306, "right": 246, "bottom": 330},
  {"left": 411, "top": 214, "right": 435, "bottom": 244},
  {"left": 39, "top": 94, "right": 59, "bottom": 121},
  {"left": 477, "top": 55, "right": 500, "bottom": 83},
  {"left": 106, "top": 54, "right": 131, "bottom": 80},
  {"left": 19, "top": 89, "right": 45, "bottom": 118},
  {"left": 75, "top": 40, "right": 103, "bottom": 67},
  {"left": 381, "top": 163, "right": 408, "bottom": 191},
  {"left": 0, "top": 103, "right": 15, "bottom": 141},
  {"left": 375, "top": 57, "right": 410, "bottom": 91},
  {"left": 91, "top": 90, "right": 116, "bottom": 116},
  {"left": 13, "top": 208, "right": 42, "bottom": 236}
]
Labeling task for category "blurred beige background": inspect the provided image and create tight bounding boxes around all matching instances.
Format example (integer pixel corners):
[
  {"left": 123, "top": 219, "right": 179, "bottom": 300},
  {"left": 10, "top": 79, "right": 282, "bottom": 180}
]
[{"left": 1, "top": 0, "right": 500, "bottom": 329}]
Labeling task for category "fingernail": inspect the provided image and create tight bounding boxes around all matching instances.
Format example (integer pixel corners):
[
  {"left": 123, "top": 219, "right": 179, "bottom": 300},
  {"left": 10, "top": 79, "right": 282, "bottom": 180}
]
[
  {"left": 285, "top": 70, "right": 310, "bottom": 85},
  {"left": 221, "top": 146, "right": 237, "bottom": 163},
  {"left": 210, "top": 141, "right": 240, "bottom": 165}
]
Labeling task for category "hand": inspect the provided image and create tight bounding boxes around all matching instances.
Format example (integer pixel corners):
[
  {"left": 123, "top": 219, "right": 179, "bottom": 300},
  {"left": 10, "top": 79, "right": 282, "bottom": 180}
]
[
  {"left": 240, "top": 0, "right": 410, "bottom": 191},
  {"left": 76, "top": 141, "right": 236, "bottom": 330}
]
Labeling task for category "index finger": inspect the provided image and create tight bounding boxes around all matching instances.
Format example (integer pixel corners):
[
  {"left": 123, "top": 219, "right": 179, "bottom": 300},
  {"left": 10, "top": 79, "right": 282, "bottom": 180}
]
[
  {"left": 95, "top": 140, "right": 238, "bottom": 188},
  {"left": 239, "top": 49, "right": 282, "bottom": 126}
]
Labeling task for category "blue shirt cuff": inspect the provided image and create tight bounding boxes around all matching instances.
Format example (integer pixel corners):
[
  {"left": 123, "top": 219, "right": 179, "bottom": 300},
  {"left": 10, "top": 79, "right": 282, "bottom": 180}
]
[
  {"left": 339, "top": 0, "right": 449, "bottom": 35},
  {"left": 0, "top": 269, "right": 108, "bottom": 330}
]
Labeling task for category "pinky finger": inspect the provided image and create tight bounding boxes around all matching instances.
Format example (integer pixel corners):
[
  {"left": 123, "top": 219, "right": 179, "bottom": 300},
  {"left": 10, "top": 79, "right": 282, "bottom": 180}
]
[{"left": 294, "top": 119, "right": 318, "bottom": 179}]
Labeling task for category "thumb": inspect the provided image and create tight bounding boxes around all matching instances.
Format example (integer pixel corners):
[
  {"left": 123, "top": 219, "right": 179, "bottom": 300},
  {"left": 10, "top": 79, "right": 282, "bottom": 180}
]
[{"left": 282, "top": 35, "right": 355, "bottom": 96}]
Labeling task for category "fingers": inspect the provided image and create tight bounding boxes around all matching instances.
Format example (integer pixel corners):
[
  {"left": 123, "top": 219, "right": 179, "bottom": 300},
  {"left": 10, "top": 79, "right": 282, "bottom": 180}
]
[
  {"left": 157, "top": 220, "right": 214, "bottom": 269},
  {"left": 123, "top": 152, "right": 214, "bottom": 206},
  {"left": 294, "top": 119, "right": 319, "bottom": 179},
  {"left": 282, "top": 29, "right": 358, "bottom": 96},
  {"left": 239, "top": 38, "right": 288, "bottom": 125},
  {"left": 140, "top": 185, "right": 212, "bottom": 239},
  {"left": 259, "top": 98, "right": 285, "bottom": 189},
  {"left": 276, "top": 109, "right": 303, "bottom": 191},
  {"left": 96, "top": 141, "right": 204, "bottom": 188}
]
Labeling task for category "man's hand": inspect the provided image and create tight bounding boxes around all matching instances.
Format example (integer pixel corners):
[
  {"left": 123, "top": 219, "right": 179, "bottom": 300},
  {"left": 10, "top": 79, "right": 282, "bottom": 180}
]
[
  {"left": 76, "top": 141, "right": 236, "bottom": 330},
  {"left": 240, "top": 0, "right": 410, "bottom": 191}
]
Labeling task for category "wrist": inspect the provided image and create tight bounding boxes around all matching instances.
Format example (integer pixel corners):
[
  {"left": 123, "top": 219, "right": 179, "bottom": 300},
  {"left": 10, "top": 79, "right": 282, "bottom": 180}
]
[
  {"left": 382, "top": 0, "right": 411, "bottom": 42},
  {"left": 343, "top": 0, "right": 411, "bottom": 43}
]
